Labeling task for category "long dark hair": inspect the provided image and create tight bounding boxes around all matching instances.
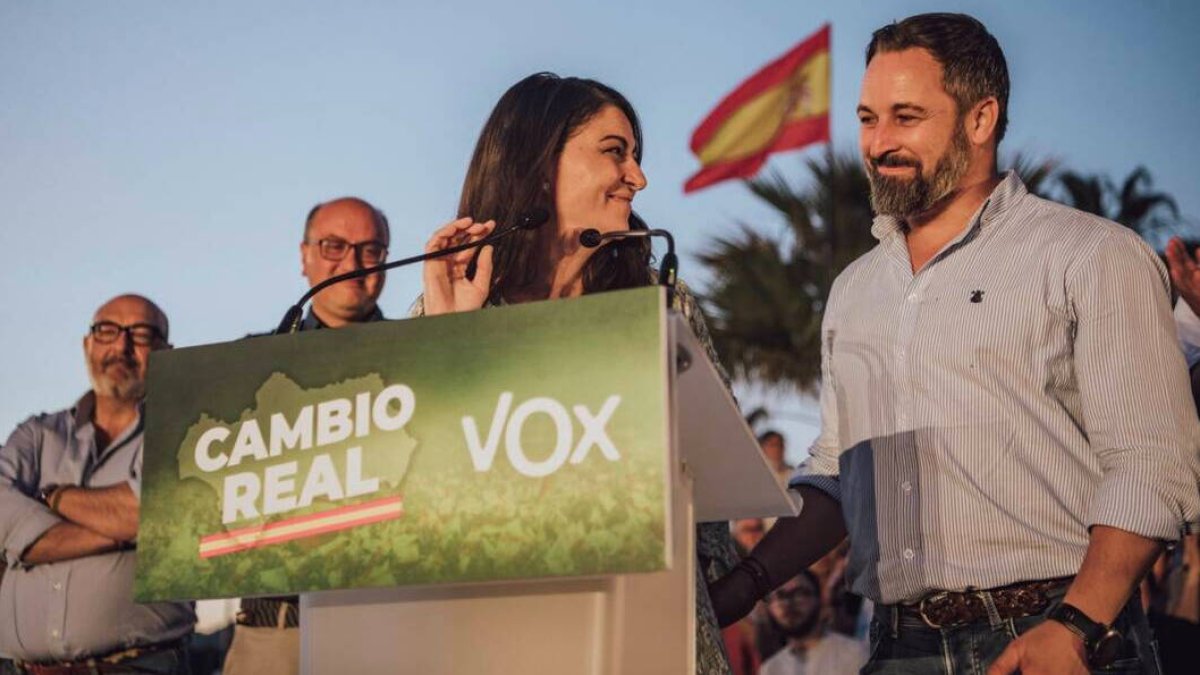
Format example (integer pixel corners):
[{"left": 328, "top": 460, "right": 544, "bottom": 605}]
[{"left": 458, "top": 72, "right": 652, "bottom": 304}]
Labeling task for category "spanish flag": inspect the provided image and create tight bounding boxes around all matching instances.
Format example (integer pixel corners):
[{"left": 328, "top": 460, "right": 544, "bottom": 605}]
[{"left": 684, "top": 24, "right": 831, "bottom": 193}]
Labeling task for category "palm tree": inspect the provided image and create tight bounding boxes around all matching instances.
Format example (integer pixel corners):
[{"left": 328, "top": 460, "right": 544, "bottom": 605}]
[
  {"left": 1053, "top": 166, "right": 1181, "bottom": 244},
  {"left": 1006, "top": 152, "right": 1058, "bottom": 198},
  {"left": 697, "top": 151, "right": 873, "bottom": 391}
]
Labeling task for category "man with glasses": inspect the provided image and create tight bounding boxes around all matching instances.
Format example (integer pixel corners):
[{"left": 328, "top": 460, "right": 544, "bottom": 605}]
[
  {"left": 221, "top": 196, "right": 391, "bottom": 675},
  {"left": 759, "top": 570, "right": 866, "bottom": 675},
  {"left": 298, "top": 196, "right": 390, "bottom": 328},
  {"left": 0, "top": 295, "right": 195, "bottom": 674}
]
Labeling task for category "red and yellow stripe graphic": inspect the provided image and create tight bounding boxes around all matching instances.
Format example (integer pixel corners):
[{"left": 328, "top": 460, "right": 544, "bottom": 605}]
[
  {"left": 684, "top": 24, "right": 831, "bottom": 193},
  {"left": 198, "top": 495, "right": 404, "bottom": 559}
]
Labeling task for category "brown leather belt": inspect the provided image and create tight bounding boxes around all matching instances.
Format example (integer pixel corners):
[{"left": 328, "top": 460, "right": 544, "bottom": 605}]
[
  {"left": 15, "top": 637, "right": 184, "bottom": 675},
  {"left": 895, "top": 577, "right": 1073, "bottom": 629}
]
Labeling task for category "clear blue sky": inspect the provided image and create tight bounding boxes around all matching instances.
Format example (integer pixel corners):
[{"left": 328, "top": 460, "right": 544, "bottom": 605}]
[{"left": 3, "top": 1, "right": 1198, "bottom": 462}]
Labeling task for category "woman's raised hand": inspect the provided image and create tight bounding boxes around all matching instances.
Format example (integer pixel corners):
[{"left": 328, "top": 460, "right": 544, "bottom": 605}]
[{"left": 422, "top": 217, "right": 496, "bottom": 315}]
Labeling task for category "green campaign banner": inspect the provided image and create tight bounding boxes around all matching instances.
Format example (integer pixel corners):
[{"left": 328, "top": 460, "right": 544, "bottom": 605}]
[{"left": 134, "top": 287, "right": 670, "bottom": 602}]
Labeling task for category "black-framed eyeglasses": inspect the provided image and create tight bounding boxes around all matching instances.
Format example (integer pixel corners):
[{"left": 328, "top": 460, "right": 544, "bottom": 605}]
[
  {"left": 305, "top": 237, "right": 388, "bottom": 266},
  {"left": 89, "top": 321, "right": 166, "bottom": 346}
]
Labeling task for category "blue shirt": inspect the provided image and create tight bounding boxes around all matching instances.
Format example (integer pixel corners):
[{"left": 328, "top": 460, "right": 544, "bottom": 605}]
[{"left": 0, "top": 393, "right": 195, "bottom": 661}]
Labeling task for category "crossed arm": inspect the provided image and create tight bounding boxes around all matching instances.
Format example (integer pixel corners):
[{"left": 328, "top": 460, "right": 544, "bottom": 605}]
[
  {"left": 21, "top": 484, "right": 139, "bottom": 565},
  {"left": 1, "top": 420, "right": 140, "bottom": 567}
]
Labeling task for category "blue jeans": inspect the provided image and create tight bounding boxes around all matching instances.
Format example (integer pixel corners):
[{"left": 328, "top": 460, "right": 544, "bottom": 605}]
[{"left": 863, "top": 589, "right": 1161, "bottom": 674}]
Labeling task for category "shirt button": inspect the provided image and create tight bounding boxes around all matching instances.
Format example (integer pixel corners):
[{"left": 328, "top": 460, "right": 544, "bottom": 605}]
[
  {"left": 903, "top": 548, "right": 915, "bottom": 560},
  {"left": 901, "top": 481, "right": 912, "bottom": 492},
  {"left": 907, "top": 293, "right": 918, "bottom": 303},
  {"left": 52, "top": 582, "right": 62, "bottom": 591},
  {"left": 897, "top": 349, "right": 907, "bottom": 359},
  {"left": 51, "top": 629, "right": 60, "bottom": 638}
]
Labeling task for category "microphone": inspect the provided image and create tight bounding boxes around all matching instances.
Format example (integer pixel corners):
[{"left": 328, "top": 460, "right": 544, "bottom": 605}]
[
  {"left": 276, "top": 208, "right": 550, "bottom": 334},
  {"left": 579, "top": 225, "right": 679, "bottom": 306}
]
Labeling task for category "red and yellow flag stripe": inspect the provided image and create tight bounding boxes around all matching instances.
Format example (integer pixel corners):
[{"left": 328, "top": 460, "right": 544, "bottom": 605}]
[
  {"left": 685, "top": 24, "right": 831, "bottom": 193},
  {"left": 198, "top": 495, "right": 404, "bottom": 559}
]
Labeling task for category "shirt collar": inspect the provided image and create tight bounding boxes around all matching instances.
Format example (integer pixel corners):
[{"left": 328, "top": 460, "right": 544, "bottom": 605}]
[
  {"left": 71, "top": 391, "right": 96, "bottom": 429},
  {"left": 869, "top": 170, "right": 1028, "bottom": 242},
  {"left": 71, "top": 390, "right": 145, "bottom": 455}
]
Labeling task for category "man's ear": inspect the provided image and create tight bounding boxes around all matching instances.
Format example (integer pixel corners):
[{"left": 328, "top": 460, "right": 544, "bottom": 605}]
[{"left": 967, "top": 97, "right": 1000, "bottom": 146}]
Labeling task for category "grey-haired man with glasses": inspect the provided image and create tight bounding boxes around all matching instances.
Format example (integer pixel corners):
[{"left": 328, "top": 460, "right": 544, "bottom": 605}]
[{"left": 0, "top": 294, "right": 195, "bottom": 674}]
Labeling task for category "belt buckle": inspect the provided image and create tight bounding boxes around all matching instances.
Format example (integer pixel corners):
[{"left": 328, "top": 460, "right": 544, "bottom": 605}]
[{"left": 917, "top": 591, "right": 950, "bottom": 629}]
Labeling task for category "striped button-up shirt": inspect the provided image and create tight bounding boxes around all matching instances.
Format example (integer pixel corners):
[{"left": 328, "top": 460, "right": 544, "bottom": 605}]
[{"left": 792, "top": 172, "right": 1200, "bottom": 605}]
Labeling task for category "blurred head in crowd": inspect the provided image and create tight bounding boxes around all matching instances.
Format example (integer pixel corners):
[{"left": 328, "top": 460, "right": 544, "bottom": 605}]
[
  {"left": 766, "top": 569, "right": 823, "bottom": 640},
  {"left": 732, "top": 518, "right": 766, "bottom": 556},
  {"left": 758, "top": 430, "right": 787, "bottom": 472}
]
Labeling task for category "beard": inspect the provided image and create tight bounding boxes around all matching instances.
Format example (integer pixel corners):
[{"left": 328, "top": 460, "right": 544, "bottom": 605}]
[
  {"left": 774, "top": 608, "right": 822, "bottom": 640},
  {"left": 88, "top": 355, "right": 146, "bottom": 402},
  {"left": 866, "top": 124, "right": 971, "bottom": 219}
]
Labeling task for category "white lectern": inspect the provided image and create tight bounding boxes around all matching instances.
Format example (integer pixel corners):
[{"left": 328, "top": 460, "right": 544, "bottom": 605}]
[{"left": 302, "top": 314, "right": 799, "bottom": 674}]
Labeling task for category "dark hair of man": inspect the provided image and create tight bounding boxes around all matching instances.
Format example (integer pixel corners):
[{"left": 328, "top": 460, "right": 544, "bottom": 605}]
[
  {"left": 866, "top": 13, "right": 1010, "bottom": 142},
  {"left": 757, "top": 429, "right": 784, "bottom": 445},
  {"left": 303, "top": 197, "right": 391, "bottom": 245},
  {"left": 458, "top": 72, "right": 652, "bottom": 305}
]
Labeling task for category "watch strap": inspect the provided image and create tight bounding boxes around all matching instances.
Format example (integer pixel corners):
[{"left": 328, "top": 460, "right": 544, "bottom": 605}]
[
  {"left": 50, "top": 485, "right": 71, "bottom": 512},
  {"left": 1048, "top": 601, "right": 1107, "bottom": 649}
]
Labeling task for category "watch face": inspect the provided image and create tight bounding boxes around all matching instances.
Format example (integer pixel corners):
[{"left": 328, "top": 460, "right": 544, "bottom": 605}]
[{"left": 1090, "top": 631, "right": 1124, "bottom": 669}]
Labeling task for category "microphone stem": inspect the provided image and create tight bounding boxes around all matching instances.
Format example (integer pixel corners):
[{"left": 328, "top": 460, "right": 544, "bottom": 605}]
[
  {"left": 657, "top": 231, "right": 678, "bottom": 309},
  {"left": 276, "top": 223, "right": 521, "bottom": 335},
  {"left": 593, "top": 228, "right": 679, "bottom": 309}
]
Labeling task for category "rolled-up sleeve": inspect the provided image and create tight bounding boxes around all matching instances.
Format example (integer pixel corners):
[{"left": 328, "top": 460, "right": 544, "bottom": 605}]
[
  {"left": 789, "top": 294, "right": 844, "bottom": 503},
  {"left": 1070, "top": 229, "right": 1200, "bottom": 541},
  {"left": 0, "top": 418, "right": 62, "bottom": 567}
]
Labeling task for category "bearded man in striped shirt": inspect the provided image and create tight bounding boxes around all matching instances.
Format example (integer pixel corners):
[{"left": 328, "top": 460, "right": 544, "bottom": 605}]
[{"left": 711, "top": 12, "right": 1200, "bottom": 675}]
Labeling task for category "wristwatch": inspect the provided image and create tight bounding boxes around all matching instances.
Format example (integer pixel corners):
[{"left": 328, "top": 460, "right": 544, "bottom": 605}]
[
  {"left": 39, "top": 484, "right": 61, "bottom": 507},
  {"left": 1048, "top": 602, "right": 1123, "bottom": 668},
  {"left": 39, "top": 484, "right": 72, "bottom": 512}
]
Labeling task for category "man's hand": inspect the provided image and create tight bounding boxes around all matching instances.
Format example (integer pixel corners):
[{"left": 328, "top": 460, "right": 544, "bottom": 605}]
[
  {"left": 1166, "top": 237, "right": 1200, "bottom": 314},
  {"left": 1167, "top": 534, "right": 1200, "bottom": 622},
  {"left": 987, "top": 620, "right": 1088, "bottom": 675}
]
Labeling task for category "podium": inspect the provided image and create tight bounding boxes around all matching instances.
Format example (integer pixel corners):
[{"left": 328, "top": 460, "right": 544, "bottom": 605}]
[
  {"left": 134, "top": 287, "right": 797, "bottom": 674},
  {"left": 301, "top": 312, "right": 796, "bottom": 674}
]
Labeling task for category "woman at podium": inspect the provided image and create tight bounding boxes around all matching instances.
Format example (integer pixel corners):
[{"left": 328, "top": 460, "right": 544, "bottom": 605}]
[{"left": 414, "top": 72, "right": 740, "bottom": 675}]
